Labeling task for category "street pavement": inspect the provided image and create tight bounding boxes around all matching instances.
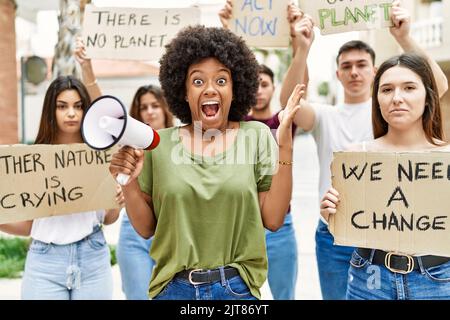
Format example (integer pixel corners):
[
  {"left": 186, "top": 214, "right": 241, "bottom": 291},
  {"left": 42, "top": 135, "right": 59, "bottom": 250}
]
[{"left": 0, "top": 133, "right": 322, "bottom": 300}]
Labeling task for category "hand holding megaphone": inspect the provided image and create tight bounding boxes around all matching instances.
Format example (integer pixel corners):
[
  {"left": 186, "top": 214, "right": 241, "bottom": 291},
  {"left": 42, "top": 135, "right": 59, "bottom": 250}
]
[
  {"left": 109, "top": 146, "right": 145, "bottom": 186},
  {"left": 81, "top": 95, "right": 160, "bottom": 185}
]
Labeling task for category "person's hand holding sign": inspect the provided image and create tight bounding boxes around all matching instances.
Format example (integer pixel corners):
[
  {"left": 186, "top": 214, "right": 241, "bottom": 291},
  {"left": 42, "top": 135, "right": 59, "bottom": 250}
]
[
  {"left": 74, "top": 37, "right": 101, "bottom": 99},
  {"left": 218, "top": 0, "right": 233, "bottom": 30},
  {"left": 291, "top": 12, "right": 315, "bottom": 56},
  {"left": 389, "top": 0, "right": 411, "bottom": 41},
  {"left": 320, "top": 187, "right": 340, "bottom": 223},
  {"left": 287, "top": 2, "right": 307, "bottom": 55},
  {"left": 74, "top": 37, "right": 90, "bottom": 67}
]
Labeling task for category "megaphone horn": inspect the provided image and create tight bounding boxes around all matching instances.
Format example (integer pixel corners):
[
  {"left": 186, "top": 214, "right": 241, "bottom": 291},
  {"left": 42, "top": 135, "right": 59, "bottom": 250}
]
[{"left": 81, "top": 95, "right": 160, "bottom": 185}]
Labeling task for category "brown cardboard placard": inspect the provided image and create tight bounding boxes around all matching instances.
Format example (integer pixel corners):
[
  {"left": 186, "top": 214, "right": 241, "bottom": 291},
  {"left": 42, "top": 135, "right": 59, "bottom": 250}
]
[
  {"left": 231, "top": 0, "right": 291, "bottom": 48},
  {"left": 299, "top": 0, "right": 394, "bottom": 35},
  {"left": 329, "top": 151, "right": 450, "bottom": 257},
  {"left": 0, "top": 143, "right": 118, "bottom": 224},
  {"left": 82, "top": 5, "right": 201, "bottom": 61}
]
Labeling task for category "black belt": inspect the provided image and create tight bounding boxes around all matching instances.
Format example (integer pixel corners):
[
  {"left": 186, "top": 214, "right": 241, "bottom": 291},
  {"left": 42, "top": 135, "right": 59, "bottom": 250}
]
[
  {"left": 357, "top": 248, "right": 450, "bottom": 274},
  {"left": 176, "top": 267, "right": 239, "bottom": 285}
]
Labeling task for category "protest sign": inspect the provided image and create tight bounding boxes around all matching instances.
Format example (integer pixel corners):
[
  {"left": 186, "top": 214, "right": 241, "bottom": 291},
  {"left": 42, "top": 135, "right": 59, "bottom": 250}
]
[
  {"left": 82, "top": 5, "right": 200, "bottom": 60},
  {"left": 0, "top": 143, "right": 118, "bottom": 224},
  {"left": 231, "top": 0, "right": 290, "bottom": 47},
  {"left": 329, "top": 151, "right": 450, "bottom": 257},
  {"left": 299, "top": 0, "right": 394, "bottom": 35}
]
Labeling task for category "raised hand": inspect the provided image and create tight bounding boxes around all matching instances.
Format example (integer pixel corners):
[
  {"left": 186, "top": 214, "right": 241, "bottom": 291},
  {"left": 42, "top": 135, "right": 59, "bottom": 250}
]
[
  {"left": 218, "top": 0, "right": 233, "bottom": 30},
  {"left": 74, "top": 37, "right": 90, "bottom": 66},
  {"left": 389, "top": 0, "right": 411, "bottom": 40},
  {"left": 277, "top": 84, "right": 305, "bottom": 146},
  {"left": 287, "top": 2, "right": 303, "bottom": 35},
  {"left": 292, "top": 13, "right": 315, "bottom": 51},
  {"left": 279, "top": 84, "right": 305, "bottom": 127}
]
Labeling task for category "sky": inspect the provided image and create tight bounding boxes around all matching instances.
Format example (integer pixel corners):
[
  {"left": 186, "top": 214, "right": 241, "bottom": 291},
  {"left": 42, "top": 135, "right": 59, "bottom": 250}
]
[{"left": 93, "top": 0, "right": 204, "bottom": 7}]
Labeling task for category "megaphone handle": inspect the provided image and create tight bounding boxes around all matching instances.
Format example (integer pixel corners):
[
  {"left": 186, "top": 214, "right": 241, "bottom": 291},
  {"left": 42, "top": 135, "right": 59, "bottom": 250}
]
[{"left": 116, "top": 173, "right": 130, "bottom": 186}]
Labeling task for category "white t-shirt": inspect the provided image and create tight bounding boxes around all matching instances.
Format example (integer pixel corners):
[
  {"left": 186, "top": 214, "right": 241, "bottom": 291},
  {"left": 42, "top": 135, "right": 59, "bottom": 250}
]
[
  {"left": 30, "top": 210, "right": 105, "bottom": 245},
  {"left": 311, "top": 100, "right": 374, "bottom": 209}
]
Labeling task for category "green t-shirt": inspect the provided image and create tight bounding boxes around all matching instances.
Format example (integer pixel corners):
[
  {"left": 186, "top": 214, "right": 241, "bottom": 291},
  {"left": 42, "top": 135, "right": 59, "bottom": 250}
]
[{"left": 138, "top": 121, "right": 278, "bottom": 299}]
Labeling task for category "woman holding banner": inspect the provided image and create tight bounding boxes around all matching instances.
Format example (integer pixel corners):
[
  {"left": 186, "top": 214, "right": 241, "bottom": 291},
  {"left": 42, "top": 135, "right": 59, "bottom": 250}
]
[
  {"left": 75, "top": 40, "right": 175, "bottom": 300},
  {"left": 0, "top": 76, "right": 121, "bottom": 300},
  {"left": 109, "top": 25, "right": 303, "bottom": 300},
  {"left": 320, "top": 52, "right": 450, "bottom": 300}
]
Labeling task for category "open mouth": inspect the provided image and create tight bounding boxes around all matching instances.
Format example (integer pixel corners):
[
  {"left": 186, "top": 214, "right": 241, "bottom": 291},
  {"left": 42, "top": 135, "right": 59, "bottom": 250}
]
[{"left": 201, "top": 101, "right": 220, "bottom": 118}]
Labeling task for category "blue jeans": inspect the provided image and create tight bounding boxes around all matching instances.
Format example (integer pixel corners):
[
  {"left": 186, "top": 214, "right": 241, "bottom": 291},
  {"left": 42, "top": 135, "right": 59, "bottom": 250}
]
[
  {"left": 21, "top": 225, "right": 113, "bottom": 300},
  {"left": 153, "top": 267, "right": 257, "bottom": 300},
  {"left": 265, "top": 213, "right": 298, "bottom": 300},
  {"left": 116, "top": 211, "right": 154, "bottom": 300},
  {"left": 315, "top": 219, "right": 354, "bottom": 300},
  {"left": 347, "top": 249, "right": 450, "bottom": 300}
]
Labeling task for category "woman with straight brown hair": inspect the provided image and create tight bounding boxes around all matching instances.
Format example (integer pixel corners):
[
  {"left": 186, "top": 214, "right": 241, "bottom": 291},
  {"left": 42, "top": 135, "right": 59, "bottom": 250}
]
[
  {"left": 129, "top": 85, "right": 174, "bottom": 129},
  {"left": 371, "top": 53, "right": 444, "bottom": 144},
  {"left": 320, "top": 52, "right": 450, "bottom": 300},
  {"left": 0, "top": 76, "right": 120, "bottom": 299},
  {"left": 34, "top": 76, "right": 91, "bottom": 144}
]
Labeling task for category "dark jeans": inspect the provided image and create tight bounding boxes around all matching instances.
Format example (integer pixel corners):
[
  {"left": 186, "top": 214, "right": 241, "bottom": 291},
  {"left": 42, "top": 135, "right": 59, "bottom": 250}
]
[
  {"left": 153, "top": 267, "right": 257, "bottom": 300},
  {"left": 315, "top": 219, "right": 354, "bottom": 300}
]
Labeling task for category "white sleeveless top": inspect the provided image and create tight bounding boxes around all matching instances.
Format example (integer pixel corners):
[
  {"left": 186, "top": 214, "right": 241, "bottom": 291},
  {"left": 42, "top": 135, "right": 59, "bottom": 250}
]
[{"left": 30, "top": 210, "right": 105, "bottom": 245}]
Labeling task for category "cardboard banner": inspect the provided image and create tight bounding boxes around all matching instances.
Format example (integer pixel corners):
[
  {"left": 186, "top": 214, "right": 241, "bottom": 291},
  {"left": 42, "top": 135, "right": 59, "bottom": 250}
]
[
  {"left": 330, "top": 151, "right": 450, "bottom": 257},
  {"left": 0, "top": 143, "right": 118, "bottom": 224},
  {"left": 232, "top": 0, "right": 290, "bottom": 48},
  {"left": 82, "top": 5, "right": 201, "bottom": 61},
  {"left": 299, "top": 0, "right": 394, "bottom": 35}
]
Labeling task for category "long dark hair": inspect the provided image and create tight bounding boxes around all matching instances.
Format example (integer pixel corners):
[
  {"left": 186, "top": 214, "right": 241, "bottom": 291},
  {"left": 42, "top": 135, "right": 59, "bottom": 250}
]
[
  {"left": 129, "top": 84, "right": 174, "bottom": 128},
  {"left": 372, "top": 53, "right": 443, "bottom": 144},
  {"left": 35, "top": 76, "right": 90, "bottom": 144}
]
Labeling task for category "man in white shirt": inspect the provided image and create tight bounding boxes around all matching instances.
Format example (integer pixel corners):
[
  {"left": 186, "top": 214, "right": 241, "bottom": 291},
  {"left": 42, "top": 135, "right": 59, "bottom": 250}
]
[{"left": 281, "top": 1, "right": 448, "bottom": 299}]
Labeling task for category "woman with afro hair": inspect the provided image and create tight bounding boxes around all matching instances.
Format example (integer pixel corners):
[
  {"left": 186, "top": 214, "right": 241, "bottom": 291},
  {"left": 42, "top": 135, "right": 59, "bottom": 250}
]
[{"left": 109, "top": 25, "right": 304, "bottom": 300}]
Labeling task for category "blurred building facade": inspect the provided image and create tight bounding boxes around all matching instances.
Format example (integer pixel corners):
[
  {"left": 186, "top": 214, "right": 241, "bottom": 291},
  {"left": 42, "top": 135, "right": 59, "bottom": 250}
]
[{"left": 0, "top": 0, "right": 18, "bottom": 144}]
